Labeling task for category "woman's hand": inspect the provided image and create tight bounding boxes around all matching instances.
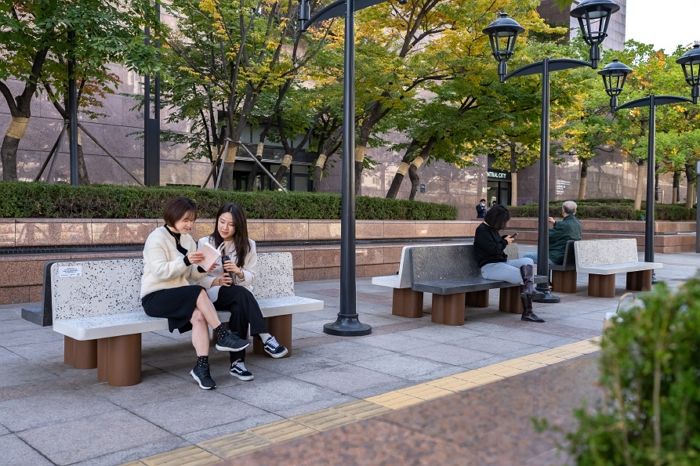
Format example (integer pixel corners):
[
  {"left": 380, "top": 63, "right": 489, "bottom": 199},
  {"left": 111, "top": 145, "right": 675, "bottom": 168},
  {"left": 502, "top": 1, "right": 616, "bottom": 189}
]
[
  {"left": 214, "top": 275, "right": 233, "bottom": 287},
  {"left": 187, "top": 251, "right": 205, "bottom": 264},
  {"left": 222, "top": 259, "right": 242, "bottom": 276},
  {"left": 504, "top": 235, "right": 515, "bottom": 244}
]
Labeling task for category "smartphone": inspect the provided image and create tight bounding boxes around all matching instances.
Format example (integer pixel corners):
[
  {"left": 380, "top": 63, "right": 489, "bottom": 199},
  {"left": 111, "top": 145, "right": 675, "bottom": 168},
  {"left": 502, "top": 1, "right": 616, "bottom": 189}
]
[{"left": 510, "top": 232, "right": 518, "bottom": 238}]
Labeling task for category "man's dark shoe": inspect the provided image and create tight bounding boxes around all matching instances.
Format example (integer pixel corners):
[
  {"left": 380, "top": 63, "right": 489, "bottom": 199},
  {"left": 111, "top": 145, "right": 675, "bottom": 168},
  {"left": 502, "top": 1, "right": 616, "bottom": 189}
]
[
  {"left": 215, "top": 328, "right": 250, "bottom": 352},
  {"left": 190, "top": 360, "right": 216, "bottom": 389}
]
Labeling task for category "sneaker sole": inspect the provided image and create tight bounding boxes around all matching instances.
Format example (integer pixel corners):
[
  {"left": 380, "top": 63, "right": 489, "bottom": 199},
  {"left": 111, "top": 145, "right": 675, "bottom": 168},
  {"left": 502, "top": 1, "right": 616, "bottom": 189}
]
[
  {"left": 229, "top": 371, "right": 254, "bottom": 381},
  {"left": 216, "top": 342, "right": 250, "bottom": 352},
  {"left": 265, "top": 347, "right": 289, "bottom": 359},
  {"left": 189, "top": 370, "right": 216, "bottom": 390}
]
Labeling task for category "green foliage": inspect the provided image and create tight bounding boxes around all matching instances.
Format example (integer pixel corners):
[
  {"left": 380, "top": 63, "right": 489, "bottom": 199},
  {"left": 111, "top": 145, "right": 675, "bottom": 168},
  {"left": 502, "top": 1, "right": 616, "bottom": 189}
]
[
  {"left": 0, "top": 182, "right": 456, "bottom": 220},
  {"left": 565, "top": 281, "right": 700, "bottom": 465},
  {"left": 509, "top": 199, "right": 696, "bottom": 221}
]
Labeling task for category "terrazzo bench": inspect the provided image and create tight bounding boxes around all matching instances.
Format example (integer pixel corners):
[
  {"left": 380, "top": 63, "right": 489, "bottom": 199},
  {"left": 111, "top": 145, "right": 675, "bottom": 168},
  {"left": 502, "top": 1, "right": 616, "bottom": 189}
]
[
  {"left": 550, "top": 240, "right": 577, "bottom": 293},
  {"left": 51, "top": 252, "right": 323, "bottom": 386},
  {"left": 574, "top": 238, "right": 662, "bottom": 297},
  {"left": 370, "top": 243, "right": 469, "bottom": 318},
  {"left": 408, "top": 244, "right": 524, "bottom": 326}
]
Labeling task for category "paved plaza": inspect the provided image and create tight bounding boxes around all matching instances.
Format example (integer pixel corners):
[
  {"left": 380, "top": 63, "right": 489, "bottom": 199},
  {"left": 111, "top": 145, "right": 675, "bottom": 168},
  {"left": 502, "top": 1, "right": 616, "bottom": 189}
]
[{"left": 1, "top": 245, "right": 698, "bottom": 465}]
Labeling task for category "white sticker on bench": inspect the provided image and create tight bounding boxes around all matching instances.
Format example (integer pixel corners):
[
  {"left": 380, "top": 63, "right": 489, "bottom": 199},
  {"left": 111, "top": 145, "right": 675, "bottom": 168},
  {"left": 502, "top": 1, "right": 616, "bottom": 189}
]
[{"left": 58, "top": 265, "right": 82, "bottom": 278}]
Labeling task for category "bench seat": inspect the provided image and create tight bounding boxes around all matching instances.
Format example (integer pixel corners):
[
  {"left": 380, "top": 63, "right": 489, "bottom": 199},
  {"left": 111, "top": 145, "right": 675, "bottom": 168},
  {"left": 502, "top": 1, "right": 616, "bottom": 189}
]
[
  {"left": 412, "top": 278, "right": 511, "bottom": 295},
  {"left": 51, "top": 253, "right": 323, "bottom": 386},
  {"left": 370, "top": 275, "right": 401, "bottom": 288},
  {"left": 575, "top": 239, "right": 663, "bottom": 297}
]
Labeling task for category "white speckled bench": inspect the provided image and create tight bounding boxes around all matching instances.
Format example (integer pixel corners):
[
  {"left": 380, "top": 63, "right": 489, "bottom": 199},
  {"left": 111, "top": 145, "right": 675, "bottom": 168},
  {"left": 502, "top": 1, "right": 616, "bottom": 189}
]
[
  {"left": 574, "top": 238, "right": 663, "bottom": 297},
  {"left": 51, "top": 252, "right": 323, "bottom": 386}
]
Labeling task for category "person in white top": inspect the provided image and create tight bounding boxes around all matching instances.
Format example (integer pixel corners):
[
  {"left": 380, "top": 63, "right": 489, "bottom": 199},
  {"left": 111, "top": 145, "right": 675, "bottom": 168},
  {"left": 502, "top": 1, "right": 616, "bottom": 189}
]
[
  {"left": 140, "top": 197, "right": 249, "bottom": 390},
  {"left": 198, "top": 203, "right": 288, "bottom": 381}
]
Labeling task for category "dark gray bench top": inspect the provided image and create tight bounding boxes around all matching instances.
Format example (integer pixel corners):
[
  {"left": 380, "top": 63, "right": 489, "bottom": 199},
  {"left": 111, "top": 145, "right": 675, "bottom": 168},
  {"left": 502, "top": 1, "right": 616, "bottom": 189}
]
[{"left": 409, "top": 244, "right": 515, "bottom": 295}]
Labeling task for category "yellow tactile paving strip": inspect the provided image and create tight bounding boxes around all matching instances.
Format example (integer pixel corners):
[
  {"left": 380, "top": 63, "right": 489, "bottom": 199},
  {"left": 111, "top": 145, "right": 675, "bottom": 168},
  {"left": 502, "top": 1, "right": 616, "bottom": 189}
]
[{"left": 128, "top": 338, "right": 600, "bottom": 465}]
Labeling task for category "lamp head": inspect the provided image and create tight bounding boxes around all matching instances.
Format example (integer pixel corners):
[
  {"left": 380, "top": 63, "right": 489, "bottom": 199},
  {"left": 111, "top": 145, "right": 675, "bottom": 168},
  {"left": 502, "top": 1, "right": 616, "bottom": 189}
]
[
  {"left": 570, "top": 0, "right": 620, "bottom": 68},
  {"left": 599, "top": 58, "right": 632, "bottom": 111},
  {"left": 298, "top": 0, "right": 310, "bottom": 31},
  {"left": 482, "top": 12, "right": 525, "bottom": 82},
  {"left": 677, "top": 42, "right": 700, "bottom": 104}
]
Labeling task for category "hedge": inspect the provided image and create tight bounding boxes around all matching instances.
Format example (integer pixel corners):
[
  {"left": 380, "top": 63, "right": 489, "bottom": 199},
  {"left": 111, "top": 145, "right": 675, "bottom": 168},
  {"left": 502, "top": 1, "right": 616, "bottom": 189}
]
[
  {"left": 0, "top": 182, "right": 457, "bottom": 220},
  {"left": 509, "top": 199, "right": 696, "bottom": 221}
]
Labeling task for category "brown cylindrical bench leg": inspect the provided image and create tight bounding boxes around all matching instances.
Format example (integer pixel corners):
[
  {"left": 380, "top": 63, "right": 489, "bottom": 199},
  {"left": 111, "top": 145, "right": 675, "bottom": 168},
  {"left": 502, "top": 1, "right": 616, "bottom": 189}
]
[
  {"left": 552, "top": 270, "right": 577, "bottom": 293},
  {"left": 499, "top": 287, "right": 523, "bottom": 314},
  {"left": 588, "top": 274, "right": 616, "bottom": 297},
  {"left": 97, "top": 339, "right": 109, "bottom": 382},
  {"left": 431, "top": 293, "right": 465, "bottom": 325},
  {"left": 255, "top": 315, "right": 293, "bottom": 357},
  {"left": 64, "top": 336, "right": 97, "bottom": 369},
  {"left": 392, "top": 288, "right": 423, "bottom": 318},
  {"left": 465, "top": 290, "right": 489, "bottom": 308},
  {"left": 104, "top": 334, "right": 141, "bottom": 386},
  {"left": 627, "top": 270, "right": 652, "bottom": 291}
]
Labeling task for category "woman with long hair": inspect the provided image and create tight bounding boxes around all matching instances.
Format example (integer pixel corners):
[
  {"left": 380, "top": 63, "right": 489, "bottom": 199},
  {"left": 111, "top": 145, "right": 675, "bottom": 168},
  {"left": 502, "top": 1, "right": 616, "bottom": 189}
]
[
  {"left": 473, "top": 205, "right": 545, "bottom": 323},
  {"left": 140, "top": 197, "right": 250, "bottom": 390},
  {"left": 198, "top": 202, "right": 288, "bottom": 381}
]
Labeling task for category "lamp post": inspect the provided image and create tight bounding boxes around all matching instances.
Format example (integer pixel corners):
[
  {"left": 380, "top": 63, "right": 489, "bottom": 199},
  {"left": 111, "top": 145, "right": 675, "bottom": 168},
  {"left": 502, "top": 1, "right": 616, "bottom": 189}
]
[
  {"left": 483, "top": 0, "right": 620, "bottom": 303},
  {"left": 600, "top": 43, "right": 700, "bottom": 263},
  {"left": 299, "top": 0, "right": 398, "bottom": 336}
]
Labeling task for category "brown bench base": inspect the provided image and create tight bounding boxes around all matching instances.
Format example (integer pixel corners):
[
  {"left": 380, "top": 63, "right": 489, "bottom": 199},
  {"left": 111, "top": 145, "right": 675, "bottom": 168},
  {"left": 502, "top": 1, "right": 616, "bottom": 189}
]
[
  {"left": 552, "top": 270, "right": 577, "bottom": 293},
  {"left": 64, "top": 334, "right": 142, "bottom": 387},
  {"left": 498, "top": 286, "right": 523, "bottom": 314},
  {"left": 465, "top": 290, "right": 489, "bottom": 307},
  {"left": 391, "top": 288, "right": 424, "bottom": 318},
  {"left": 626, "top": 270, "right": 652, "bottom": 291},
  {"left": 587, "top": 274, "right": 616, "bottom": 297},
  {"left": 431, "top": 293, "right": 466, "bottom": 325}
]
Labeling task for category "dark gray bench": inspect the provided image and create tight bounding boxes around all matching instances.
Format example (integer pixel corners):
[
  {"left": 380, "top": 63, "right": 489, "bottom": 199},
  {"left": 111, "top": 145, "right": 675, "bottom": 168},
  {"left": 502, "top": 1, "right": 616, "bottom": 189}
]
[
  {"left": 550, "top": 240, "right": 577, "bottom": 293},
  {"left": 408, "top": 244, "right": 524, "bottom": 326}
]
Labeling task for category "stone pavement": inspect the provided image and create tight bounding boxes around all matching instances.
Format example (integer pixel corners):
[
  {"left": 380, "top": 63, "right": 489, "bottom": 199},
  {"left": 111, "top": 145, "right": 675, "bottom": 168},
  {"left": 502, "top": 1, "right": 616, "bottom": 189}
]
[{"left": 0, "top": 246, "right": 698, "bottom": 466}]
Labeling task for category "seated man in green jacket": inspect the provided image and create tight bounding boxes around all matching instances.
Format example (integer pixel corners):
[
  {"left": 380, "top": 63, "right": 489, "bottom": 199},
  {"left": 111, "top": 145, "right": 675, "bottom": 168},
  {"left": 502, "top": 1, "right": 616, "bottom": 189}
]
[{"left": 526, "top": 200, "right": 582, "bottom": 265}]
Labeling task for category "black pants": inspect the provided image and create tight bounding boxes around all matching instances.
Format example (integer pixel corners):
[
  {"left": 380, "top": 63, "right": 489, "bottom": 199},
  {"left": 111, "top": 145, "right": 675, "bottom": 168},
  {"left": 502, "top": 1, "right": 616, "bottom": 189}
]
[{"left": 214, "top": 285, "right": 267, "bottom": 363}]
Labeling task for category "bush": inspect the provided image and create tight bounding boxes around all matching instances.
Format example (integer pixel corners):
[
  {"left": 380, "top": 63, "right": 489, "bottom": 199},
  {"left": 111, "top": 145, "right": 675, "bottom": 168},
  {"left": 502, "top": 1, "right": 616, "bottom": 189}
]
[
  {"left": 509, "top": 200, "right": 696, "bottom": 221},
  {"left": 0, "top": 182, "right": 457, "bottom": 220},
  {"left": 563, "top": 281, "right": 700, "bottom": 465}
]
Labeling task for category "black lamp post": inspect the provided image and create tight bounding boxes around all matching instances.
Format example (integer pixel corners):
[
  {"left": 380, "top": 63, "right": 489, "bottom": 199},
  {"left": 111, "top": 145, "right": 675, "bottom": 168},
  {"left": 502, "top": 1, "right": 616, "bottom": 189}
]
[
  {"left": 299, "top": 0, "right": 399, "bottom": 336},
  {"left": 483, "top": 0, "right": 620, "bottom": 303},
  {"left": 600, "top": 43, "right": 700, "bottom": 263}
]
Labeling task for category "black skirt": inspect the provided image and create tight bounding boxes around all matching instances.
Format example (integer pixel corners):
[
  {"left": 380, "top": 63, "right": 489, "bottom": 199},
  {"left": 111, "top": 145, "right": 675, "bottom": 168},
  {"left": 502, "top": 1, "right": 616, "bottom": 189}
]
[{"left": 142, "top": 285, "right": 203, "bottom": 333}]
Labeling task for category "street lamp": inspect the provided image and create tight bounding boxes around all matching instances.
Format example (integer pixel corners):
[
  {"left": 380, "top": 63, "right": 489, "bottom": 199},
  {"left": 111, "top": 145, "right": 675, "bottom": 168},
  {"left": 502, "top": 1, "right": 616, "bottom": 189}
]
[
  {"left": 299, "top": 0, "right": 402, "bottom": 336},
  {"left": 600, "top": 43, "right": 700, "bottom": 261},
  {"left": 483, "top": 0, "right": 620, "bottom": 303}
]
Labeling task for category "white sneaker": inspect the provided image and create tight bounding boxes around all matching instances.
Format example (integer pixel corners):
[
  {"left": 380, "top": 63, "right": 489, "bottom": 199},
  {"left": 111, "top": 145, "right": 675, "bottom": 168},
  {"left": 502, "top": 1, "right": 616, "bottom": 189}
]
[
  {"left": 229, "top": 360, "right": 254, "bottom": 381},
  {"left": 263, "top": 336, "right": 289, "bottom": 359}
]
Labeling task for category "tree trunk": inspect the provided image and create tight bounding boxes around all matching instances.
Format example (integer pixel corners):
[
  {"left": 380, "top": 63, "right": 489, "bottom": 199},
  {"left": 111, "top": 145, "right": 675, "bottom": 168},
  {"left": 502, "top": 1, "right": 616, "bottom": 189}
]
[
  {"left": 73, "top": 128, "right": 89, "bottom": 184},
  {"left": 685, "top": 163, "right": 695, "bottom": 208},
  {"left": 408, "top": 164, "right": 419, "bottom": 200},
  {"left": 634, "top": 161, "right": 645, "bottom": 211},
  {"left": 578, "top": 159, "right": 588, "bottom": 200},
  {"left": 246, "top": 142, "right": 264, "bottom": 190},
  {"left": 386, "top": 161, "right": 409, "bottom": 199},
  {"left": 220, "top": 145, "right": 238, "bottom": 189},
  {"left": 354, "top": 146, "right": 366, "bottom": 196},
  {"left": 312, "top": 153, "right": 328, "bottom": 192},
  {"left": 1, "top": 117, "right": 30, "bottom": 181},
  {"left": 274, "top": 154, "right": 293, "bottom": 185},
  {"left": 672, "top": 171, "right": 680, "bottom": 204}
]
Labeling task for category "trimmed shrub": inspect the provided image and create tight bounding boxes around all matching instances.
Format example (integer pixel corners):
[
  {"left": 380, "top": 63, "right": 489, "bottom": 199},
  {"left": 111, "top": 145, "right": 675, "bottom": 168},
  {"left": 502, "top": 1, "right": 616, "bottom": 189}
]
[
  {"left": 0, "top": 182, "right": 457, "bottom": 220},
  {"left": 561, "top": 281, "right": 700, "bottom": 465},
  {"left": 510, "top": 200, "right": 696, "bottom": 221}
]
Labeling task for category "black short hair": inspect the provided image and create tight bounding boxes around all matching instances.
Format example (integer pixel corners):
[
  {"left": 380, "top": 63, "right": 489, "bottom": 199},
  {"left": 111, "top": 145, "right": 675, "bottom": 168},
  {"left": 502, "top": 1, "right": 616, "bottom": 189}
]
[
  {"left": 479, "top": 198, "right": 486, "bottom": 202},
  {"left": 163, "top": 197, "right": 198, "bottom": 227},
  {"left": 484, "top": 204, "right": 510, "bottom": 230}
]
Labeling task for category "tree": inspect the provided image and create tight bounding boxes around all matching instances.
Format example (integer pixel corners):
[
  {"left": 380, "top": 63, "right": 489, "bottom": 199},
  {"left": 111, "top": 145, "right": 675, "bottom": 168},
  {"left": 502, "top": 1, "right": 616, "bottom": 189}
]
[{"left": 0, "top": 1, "right": 152, "bottom": 181}]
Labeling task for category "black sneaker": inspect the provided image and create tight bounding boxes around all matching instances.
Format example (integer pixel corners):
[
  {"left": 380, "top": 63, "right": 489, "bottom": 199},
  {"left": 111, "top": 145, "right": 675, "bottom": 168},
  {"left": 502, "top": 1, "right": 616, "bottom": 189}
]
[
  {"left": 190, "top": 360, "right": 216, "bottom": 390},
  {"left": 215, "top": 328, "right": 250, "bottom": 352},
  {"left": 263, "top": 336, "right": 288, "bottom": 359},
  {"left": 230, "top": 360, "right": 254, "bottom": 381}
]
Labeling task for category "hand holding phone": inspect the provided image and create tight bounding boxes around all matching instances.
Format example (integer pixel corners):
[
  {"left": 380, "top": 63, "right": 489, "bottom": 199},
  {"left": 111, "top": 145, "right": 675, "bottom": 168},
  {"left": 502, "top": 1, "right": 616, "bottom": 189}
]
[{"left": 511, "top": 232, "right": 518, "bottom": 238}]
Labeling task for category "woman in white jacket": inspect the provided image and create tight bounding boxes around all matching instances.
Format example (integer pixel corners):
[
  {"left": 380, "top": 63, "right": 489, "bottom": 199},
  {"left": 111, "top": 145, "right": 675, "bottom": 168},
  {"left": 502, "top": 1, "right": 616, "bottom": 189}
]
[
  {"left": 140, "top": 197, "right": 249, "bottom": 390},
  {"left": 199, "top": 203, "right": 288, "bottom": 381}
]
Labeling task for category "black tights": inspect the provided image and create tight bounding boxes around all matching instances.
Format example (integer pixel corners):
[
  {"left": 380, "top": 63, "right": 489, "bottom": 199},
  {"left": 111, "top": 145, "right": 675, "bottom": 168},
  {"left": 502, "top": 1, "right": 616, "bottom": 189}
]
[{"left": 214, "top": 285, "right": 267, "bottom": 363}]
